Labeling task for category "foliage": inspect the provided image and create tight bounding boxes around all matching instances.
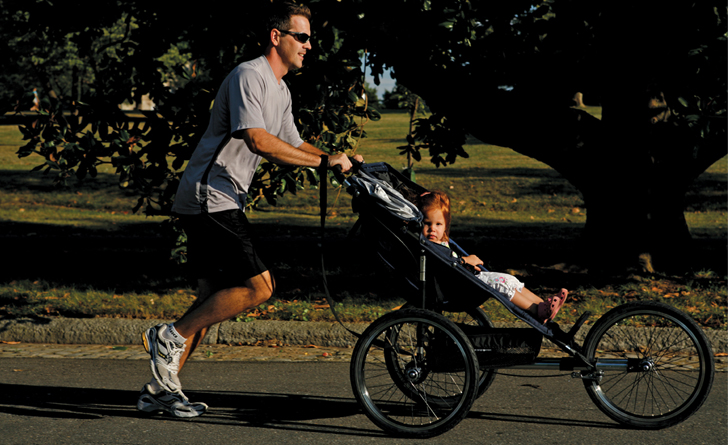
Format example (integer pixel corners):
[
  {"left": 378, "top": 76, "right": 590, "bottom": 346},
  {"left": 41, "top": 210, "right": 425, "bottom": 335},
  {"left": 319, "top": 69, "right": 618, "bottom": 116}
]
[
  {"left": 383, "top": 84, "right": 425, "bottom": 112},
  {"left": 4, "top": 0, "right": 379, "bottom": 217},
  {"left": 353, "top": 0, "right": 726, "bottom": 168},
  {"left": 386, "top": 83, "right": 426, "bottom": 178},
  {"left": 410, "top": 113, "right": 469, "bottom": 167}
]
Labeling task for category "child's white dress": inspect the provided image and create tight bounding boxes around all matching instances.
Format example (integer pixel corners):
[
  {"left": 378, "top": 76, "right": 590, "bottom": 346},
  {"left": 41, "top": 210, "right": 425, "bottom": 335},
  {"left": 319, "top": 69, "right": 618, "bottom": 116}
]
[{"left": 440, "top": 242, "right": 524, "bottom": 300}]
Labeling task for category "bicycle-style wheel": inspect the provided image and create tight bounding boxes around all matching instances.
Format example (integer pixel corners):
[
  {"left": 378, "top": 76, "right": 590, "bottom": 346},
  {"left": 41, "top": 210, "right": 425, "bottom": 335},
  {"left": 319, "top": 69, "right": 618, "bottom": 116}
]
[
  {"left": 350, "top": 308, "right": 479, "bottom": 438},
  {"left": 582, "top": 301, "right": 714, "bottom": 429},
  {"left": 405, "top": 304, "right": 497, "bottom": 398}
]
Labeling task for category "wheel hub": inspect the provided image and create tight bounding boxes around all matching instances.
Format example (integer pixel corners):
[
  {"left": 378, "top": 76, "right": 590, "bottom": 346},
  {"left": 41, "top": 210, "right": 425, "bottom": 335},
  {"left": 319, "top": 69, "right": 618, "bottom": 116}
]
[
  {"left": 639, "top": 358, "right": 655, "bottom": 372},
  {"left": 404, "top": 362, "right": 427, "bottom": 384}
]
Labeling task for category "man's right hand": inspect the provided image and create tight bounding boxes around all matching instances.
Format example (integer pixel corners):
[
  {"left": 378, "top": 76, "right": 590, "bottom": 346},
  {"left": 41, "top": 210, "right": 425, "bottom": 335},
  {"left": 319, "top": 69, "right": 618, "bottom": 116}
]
[{"left": 328, "top": 153, "right": 356, "bottom": 172}]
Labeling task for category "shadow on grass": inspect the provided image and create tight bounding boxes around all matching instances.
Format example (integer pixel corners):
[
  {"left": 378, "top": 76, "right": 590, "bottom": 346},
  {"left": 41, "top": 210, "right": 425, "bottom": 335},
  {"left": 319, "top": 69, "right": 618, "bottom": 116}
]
[
  {"left": 0, "top": 169, "right": 126, "bottom": 193},
  {"left": 0, "top": 219, "right": 181, "bottom": 292},
  {"left": 2, "top": 214, "right": 726, "bottom": 290},
  {"left": 685, "top": 172, "right": 728, "bottom": 212},
  {"left": 422, "top": 168, "right": 726, "bottom": 213},
  {"left": 0, "top": 216, "right": 585, "bottom": 292},
  {"left": 423, "top": 166, "right": 566, "bottom": 180}
]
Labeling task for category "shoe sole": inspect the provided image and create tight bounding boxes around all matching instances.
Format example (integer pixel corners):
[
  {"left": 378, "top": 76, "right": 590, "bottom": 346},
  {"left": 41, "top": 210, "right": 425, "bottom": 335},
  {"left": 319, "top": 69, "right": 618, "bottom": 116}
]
[{"left": 137, "top": 395, "right": 207, "bottom": 418}]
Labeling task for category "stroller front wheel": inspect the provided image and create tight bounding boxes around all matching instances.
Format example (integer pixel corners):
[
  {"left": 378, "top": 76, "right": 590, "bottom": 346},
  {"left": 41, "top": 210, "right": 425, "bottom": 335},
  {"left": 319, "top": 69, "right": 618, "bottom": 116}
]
[{"left": 582, "top": 301, "right": 714, "bottom": 429}]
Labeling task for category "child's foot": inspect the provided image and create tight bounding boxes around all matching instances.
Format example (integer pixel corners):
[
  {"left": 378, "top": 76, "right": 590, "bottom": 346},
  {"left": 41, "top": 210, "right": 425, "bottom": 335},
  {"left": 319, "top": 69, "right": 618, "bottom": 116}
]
[{"left": 538, "top": 289, "right": 568, "bottom": 323}]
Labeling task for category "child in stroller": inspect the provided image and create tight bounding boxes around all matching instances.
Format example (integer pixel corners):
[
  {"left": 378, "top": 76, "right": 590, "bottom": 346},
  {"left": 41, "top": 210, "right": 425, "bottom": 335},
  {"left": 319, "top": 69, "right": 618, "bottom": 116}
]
[{"left": 417, "top": 190, "right": 568, "bottom": 323}]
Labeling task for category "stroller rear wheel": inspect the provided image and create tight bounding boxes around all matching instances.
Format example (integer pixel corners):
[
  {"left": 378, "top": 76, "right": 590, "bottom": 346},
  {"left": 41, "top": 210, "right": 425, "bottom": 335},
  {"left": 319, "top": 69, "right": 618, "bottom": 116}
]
[
  {"left": 403, "top": 303, "right": 497, "bottom": 398},
  {"left": 350, "top": 308, "right": 479, "bottom": 438}
]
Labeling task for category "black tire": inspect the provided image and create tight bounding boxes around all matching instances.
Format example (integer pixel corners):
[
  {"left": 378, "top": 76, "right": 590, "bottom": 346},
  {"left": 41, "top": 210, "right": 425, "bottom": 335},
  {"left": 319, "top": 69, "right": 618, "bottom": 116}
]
[
  {"left": 389, "top": 305, "right": 497, "bottom": 403},
  {"left": 350, "top": 308, "right": 479, "bottom": 438},
  {"left": 582, "top": 301, "right": 715, "bottom": 429}
]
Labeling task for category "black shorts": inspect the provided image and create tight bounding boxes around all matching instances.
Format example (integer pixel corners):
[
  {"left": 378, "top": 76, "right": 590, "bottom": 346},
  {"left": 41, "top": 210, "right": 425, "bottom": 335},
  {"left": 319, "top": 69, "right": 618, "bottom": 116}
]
[{"left": 179, "top": 210, "right": 268, "bottom": 287}]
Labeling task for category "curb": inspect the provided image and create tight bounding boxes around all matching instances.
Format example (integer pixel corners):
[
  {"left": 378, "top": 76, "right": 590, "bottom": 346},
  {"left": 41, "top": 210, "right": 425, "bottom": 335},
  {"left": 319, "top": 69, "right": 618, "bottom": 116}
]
[
  {"left": 0, "top": 317, "right": 370, "bottom": 348},
  {"left": 0, "top": 317, "right": 725, "bottom": 354}
]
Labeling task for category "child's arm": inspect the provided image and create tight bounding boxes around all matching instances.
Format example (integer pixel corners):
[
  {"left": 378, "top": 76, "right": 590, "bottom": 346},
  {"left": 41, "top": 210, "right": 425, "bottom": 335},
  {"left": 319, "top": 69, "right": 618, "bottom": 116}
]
[{"left": 462, "top": 254, "right": 484, "bottom": 271}]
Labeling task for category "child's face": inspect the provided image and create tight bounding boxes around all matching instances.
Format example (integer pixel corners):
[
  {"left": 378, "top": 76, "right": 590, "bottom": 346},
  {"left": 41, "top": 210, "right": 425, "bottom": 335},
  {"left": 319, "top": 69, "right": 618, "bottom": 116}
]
[{"left": 422, "top": 208, "right": 447, "bottom": 243}]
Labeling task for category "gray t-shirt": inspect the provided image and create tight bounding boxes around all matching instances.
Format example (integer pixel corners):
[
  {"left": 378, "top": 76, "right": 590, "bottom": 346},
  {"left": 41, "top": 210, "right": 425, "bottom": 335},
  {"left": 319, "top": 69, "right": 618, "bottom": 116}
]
[{"left": 172, "top": 55, "right": 304, "bottom": 215}]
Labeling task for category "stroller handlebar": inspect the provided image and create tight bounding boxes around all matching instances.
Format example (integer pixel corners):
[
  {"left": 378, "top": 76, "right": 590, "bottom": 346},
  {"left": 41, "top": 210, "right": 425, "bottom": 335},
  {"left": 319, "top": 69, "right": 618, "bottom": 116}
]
[{"left": 331, "top": 156, "right": 362, "bottom": 184}]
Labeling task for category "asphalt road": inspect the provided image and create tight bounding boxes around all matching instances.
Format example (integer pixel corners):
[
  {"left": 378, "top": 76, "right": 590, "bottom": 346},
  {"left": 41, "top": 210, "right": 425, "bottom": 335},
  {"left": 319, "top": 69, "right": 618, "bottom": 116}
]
[{"left": 0, "top": 357, "right": 725, "bottom": 445}]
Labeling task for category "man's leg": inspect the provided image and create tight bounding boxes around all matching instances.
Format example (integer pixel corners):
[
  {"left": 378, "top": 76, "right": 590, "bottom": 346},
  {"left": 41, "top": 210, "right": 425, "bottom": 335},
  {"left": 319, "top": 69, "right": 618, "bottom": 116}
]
[
  {"left": 173, "top": 278, "right": 215, "bottom": 370},
  {"left": 174, "top": 270, "right": 274, "bottom": 370},
  {"left": 139, "top": 270, "right": 273, "bottom": 417},
  {"left": 141, "top": 208, "right": 272, "bottom": 417}
]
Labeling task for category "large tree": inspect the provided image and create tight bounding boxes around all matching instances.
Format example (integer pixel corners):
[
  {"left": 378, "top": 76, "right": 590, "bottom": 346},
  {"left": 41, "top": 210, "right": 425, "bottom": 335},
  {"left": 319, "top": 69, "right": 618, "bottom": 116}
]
[{"left": 339, "top": 0, "right": 727, "bottom": 272}]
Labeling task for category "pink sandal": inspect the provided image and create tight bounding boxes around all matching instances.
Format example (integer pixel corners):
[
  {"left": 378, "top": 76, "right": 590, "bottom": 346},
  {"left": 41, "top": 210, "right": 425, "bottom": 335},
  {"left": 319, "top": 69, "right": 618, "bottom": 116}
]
[{"left": 537, "top": 289, "right": 568, "bottom": 323}]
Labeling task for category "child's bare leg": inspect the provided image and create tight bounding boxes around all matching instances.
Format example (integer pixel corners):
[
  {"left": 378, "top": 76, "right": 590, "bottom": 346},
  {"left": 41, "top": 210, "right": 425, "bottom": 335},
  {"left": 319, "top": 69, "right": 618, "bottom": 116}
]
[
  {"left": 511, "top": 292, "right": 540, "bottom": 316},
  {"left": 518, "top": 288, "right": 543, "bottom": 306}
]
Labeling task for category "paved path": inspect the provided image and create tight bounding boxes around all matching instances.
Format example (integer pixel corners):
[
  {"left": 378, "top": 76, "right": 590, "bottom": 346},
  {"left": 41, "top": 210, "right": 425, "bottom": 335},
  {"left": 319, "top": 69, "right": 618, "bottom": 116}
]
[
  {"left": 0, "top": 359, "right": 725, "bottom": 445},
  {"left": 2, "top": 342, "right": 725, "bottom": 371}
]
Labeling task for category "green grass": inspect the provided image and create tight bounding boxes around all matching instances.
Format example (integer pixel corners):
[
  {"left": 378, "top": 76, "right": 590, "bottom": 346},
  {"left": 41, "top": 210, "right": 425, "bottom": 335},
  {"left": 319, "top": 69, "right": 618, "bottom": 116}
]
[{"left": 0, "top": 109, "right": 725, "bottom": 327}]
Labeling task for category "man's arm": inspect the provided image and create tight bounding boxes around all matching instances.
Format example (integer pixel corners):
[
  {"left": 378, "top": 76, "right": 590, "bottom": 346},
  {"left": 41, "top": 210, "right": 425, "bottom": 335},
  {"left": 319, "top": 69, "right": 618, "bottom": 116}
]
[
  {"left": 295, "top": 141, "right": 364, "bottom": 165},
  {"left": 239, "top": 128, "right": 359, "bottom": 171}
]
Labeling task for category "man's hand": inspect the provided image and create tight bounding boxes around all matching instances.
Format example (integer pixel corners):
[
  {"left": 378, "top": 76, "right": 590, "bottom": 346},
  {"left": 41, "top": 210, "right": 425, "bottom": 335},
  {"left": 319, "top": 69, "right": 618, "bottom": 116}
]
[{"left": 328, "top": 153, "right": 363, "bottom": 173}]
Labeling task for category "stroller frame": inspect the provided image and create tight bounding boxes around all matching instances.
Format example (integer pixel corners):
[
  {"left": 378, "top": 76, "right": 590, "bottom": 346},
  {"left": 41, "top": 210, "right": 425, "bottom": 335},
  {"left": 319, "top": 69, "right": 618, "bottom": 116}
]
[{"left": 340, "top": 162, "right": 715, "bottom": 438}]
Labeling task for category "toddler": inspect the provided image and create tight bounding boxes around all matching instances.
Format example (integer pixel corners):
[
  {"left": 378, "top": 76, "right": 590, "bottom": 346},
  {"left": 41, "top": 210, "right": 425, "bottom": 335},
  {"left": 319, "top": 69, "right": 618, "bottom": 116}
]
[{"left": 418, "top": 190, "right": 567, "bottom": 323}]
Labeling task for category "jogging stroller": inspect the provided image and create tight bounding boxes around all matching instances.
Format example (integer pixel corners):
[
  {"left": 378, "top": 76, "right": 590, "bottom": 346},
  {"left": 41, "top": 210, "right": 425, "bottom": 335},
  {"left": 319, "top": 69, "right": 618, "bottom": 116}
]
[{"left": 340, "top": 161, "right": 715, "bottom": 438}]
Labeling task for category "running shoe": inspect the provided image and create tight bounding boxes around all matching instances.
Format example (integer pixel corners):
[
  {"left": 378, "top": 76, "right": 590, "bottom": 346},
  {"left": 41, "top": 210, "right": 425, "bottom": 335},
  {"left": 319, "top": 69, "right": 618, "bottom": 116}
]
[
  {"left": 137, "top": 384, "right": 207, "bottom": 418},
  {"left": 142, "top": 324, "right": 185, "bottom": 393}
]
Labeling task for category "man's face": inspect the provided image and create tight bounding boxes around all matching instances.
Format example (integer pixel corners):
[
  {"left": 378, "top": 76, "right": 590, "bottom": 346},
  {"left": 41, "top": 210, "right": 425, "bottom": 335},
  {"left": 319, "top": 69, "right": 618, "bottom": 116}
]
[{"left": 278, "top": 15, "right": 312, "bottom": 71}]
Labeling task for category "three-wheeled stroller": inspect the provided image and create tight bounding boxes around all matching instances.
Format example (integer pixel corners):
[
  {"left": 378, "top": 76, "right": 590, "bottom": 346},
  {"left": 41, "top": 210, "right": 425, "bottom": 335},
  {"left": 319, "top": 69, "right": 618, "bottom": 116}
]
[{"left": 339, "top": 162, "right": 715, "bottom": 438}]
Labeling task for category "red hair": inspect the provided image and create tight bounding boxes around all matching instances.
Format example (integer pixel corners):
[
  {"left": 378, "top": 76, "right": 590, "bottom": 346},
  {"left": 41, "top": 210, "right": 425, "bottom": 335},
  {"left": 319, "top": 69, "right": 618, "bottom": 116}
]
[{"left": 417, "top": 190, "right": 451, "bottom": 242}]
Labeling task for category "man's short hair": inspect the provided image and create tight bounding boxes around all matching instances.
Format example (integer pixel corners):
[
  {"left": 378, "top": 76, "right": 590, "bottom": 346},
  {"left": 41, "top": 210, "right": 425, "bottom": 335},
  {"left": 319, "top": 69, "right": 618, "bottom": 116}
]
[{"left": 267, "top": 1, "right": 312, "bottom": 33}]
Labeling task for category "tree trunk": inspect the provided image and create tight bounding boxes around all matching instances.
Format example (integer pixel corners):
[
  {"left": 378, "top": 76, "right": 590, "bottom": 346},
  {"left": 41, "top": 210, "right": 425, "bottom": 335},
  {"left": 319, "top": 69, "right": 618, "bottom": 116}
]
[
  {"left": 580, "top": 173, "right": 695, "bottom": 273},
  {"left": 407, "top": 97, "right": 418, "bottom": 171}
]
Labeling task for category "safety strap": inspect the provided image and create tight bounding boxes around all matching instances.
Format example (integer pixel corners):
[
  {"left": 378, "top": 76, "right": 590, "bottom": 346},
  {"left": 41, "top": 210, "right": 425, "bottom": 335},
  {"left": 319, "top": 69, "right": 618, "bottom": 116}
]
[{"left": 319, "top": 157, "right": 362, "bottom": 340}]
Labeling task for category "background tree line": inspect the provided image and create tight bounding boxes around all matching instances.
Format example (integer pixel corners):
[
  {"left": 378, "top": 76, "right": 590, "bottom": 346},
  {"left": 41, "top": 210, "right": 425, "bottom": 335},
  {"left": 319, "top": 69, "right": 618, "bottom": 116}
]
[{"left": 1, "top": 0, "right": 725, "bottom": 274}]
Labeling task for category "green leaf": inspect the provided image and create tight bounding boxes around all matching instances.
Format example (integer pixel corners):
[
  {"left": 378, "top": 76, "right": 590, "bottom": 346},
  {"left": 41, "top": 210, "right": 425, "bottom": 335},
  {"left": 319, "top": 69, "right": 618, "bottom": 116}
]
[
  {"left": 367, "top": 108, "right": 382, "bottom": 121},
  {"left": 439, "top": 19, "right": 455, "bottom": 29},
  {"left": 347, "top": 89, "right": 360, "bottom": 104}
]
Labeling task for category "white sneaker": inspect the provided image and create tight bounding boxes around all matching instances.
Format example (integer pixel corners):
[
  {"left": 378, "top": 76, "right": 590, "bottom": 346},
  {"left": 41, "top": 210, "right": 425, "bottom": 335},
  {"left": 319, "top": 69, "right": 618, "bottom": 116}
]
[
  {"left": 142, "top": 324, "right": 185, "bottom": 393},
  {"left": 137, "top": 384, "right": 208, "bottom": 418}
]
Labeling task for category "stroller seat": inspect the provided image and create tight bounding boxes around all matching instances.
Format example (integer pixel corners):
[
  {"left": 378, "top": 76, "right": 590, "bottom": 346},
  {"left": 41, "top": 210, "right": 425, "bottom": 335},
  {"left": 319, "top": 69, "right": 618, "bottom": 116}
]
[{"left": 346, "top": 162, "right": 555, "bottom": 337}]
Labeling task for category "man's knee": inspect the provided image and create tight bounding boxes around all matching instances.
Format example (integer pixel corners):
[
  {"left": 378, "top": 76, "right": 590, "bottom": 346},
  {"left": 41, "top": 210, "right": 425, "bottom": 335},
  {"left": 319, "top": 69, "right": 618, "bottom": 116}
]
[
  {"left": 248, "top": 271, "right": 274, "bottom": 306},
  {"left": 253, "top": 287, "right": 273, "bottom": 306}
]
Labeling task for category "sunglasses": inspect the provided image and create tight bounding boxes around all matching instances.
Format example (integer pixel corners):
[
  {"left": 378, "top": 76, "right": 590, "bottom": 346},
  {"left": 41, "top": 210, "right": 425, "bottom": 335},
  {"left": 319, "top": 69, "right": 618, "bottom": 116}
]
[{"left": 279, "top": 30, "right": 311, "bottom": 44}]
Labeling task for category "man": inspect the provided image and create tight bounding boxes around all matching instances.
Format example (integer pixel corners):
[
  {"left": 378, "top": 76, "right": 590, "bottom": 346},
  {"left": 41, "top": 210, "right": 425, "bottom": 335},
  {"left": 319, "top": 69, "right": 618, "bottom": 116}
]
[{"left": 137, "top": 2, "right": 361, "bottom": 418}]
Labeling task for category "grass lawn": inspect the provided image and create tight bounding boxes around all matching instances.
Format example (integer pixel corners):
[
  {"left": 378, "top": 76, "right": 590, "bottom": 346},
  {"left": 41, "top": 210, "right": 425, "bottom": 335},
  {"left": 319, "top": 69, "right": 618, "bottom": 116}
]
[{"left": 0, "top": 109, "right": 725, "bottom": 328}]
